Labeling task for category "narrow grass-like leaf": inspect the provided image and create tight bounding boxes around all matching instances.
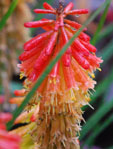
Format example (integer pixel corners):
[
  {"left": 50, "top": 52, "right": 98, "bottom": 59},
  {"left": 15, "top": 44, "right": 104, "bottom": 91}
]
[
  {"left": 82, "top": 114, "right": 113, "bottom": 147},
  {"left": 0, "top": 0, "right": 18, "bottom": 30},
  {"left": 7, "top": 0, "right": 111, "bottom": 130},
  {"left": 91, "top": 0, "right": 111, "bottom": 45},
  {"left": 80, "top": 97, "right": 113, "bottom": 140}
]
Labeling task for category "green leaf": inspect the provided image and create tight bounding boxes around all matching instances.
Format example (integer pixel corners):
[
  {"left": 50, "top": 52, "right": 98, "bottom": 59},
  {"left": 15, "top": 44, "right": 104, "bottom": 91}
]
[
  {"left": 82, "top": 114, "right": 113, "bottom": 147},
  {"left": 80, "top": 97, "right": 113, "bottom": 140},
  {"left": 7, "top": 0, "right": 112, "bottom": 130},
  {"left": 91, "top": 0, "right": 111, "bottom": 45},
  {"left": 0, "top": 0, "right": 18, "bottom": 30}
]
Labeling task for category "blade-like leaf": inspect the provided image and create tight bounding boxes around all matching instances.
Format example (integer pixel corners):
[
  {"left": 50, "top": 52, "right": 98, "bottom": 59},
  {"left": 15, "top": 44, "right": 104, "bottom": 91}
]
[
  {"left": 91, "top": 0, "right": 111, "bottom": 45},
  {"left": 0, "top": 0, "right": 18, "bottom": 30},
  {"left": 80, "top": 97, "right": 113, "bottom": 140},
  {"left": 7, "top": 0, "right": 111, "bottom": 130}
]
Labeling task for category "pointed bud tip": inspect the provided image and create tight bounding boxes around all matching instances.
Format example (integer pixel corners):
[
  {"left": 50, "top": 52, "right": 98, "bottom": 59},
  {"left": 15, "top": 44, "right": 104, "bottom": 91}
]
[
  {"left": 30, "top": 115, "right": 36, "bottom": 122},
  {"left": 24, "top": 22, "right": 32, "bottom": 28}
]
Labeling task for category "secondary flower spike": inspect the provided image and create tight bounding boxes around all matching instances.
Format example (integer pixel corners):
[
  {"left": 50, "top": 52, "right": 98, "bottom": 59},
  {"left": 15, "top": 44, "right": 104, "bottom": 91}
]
[
  {"left": 11, "top": 2, "right": 103, "bottom": 149},
  {"left": 0, "top": 103, "right": 20, "bottom": 149}
]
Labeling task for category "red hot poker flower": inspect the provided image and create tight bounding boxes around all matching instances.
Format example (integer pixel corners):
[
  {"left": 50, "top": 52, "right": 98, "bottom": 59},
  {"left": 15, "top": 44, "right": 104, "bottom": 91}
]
[
  {"left": 11, "top": 2, "right": 103, "bottom": 149},
  {"left": 19, "top": 2, "right": 102, "bottom": 85},
  {"left": 0, "top": 102, "right": 21, "bottom": 149}
]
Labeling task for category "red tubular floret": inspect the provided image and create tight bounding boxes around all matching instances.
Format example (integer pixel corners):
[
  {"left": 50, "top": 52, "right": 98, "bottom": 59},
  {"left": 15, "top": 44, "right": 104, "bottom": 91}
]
[
  {"left": 29, "top": 70, "right": 38, "bottom": 81},
  {"left": 45, "top": 32, "right": 58, "bottom": 55},
  {"left": 20, "top": 38, "right": 48, "bottom": 61},
  {"left": 42, "top": 24, "right": 55, "bottom": 31},
  {"left": 66, "top": 9, "right": 89, "bottom": 15},
  {"left": 34, "top": 50, "right": 50, "bottom": 71},
  {"left": 64, "top": 23, "right": 87, "bottom": 36},
  {"left": 73, "top": 39, "right": 89, "bottom": 56},
  {"left": 63, "top": 2, "right": 74, "bottom": 13},
  {"left": 50, "top": 61, "right": 60, "bottom": 77},
  {"left": 63, "top": 65, "right": 76, "bottom": 89},
  {"left": 72, "top": 49, "right": 90, "bottom": 69},
  {"left": 40, "top": 18, "right": 55, "bottom": 31},
  {"left": 43, "top": 2, "right": 55, "bottom": 11},
  {"left": 79, "top": 32, "right": 90, "bottom": 42},
  {"left": 61, "top": 27, "right": 72, "bottom": 54},
  {"left": 64, "top": 19, "right": 81, "bottom": 29},
  {"left": 19, "top": 46, "right": 41, "bottom": 61},
  {"left": 80, "top": 40, "right": 97, "bottom": 52},
  {"left": 24, "top": 30, "right": 53, "bottom": 51},
  {"left": 24, "top": 20, "right": 54, "bottom": 28},
  {"left": 14, "top": 89, "right": 26, "bottom": 96},
  {"left": 66, "top": 30, "right": 89, "bottom": 56},
  {"left": 29, "top": 56, "right": 50, "bottom": 81},
  {"left": 34, "top": 9, "right": 56, "bottom": 14},
  {"left": 86, "top": 54, "right": 103, "bottom": 68},
  {"left": 62, "top": 54, "right": 71, "bottom": 67},
  {"left": 64, "top": 19, "right": 87, "bottom": 31}
]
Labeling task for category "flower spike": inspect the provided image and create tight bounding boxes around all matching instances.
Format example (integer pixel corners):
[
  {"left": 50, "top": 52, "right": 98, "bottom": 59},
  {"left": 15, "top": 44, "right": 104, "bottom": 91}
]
[
  {"left": 0, "top": 102, "right": 20, "bottom": 149},
  {"left": 11, "top": 2, "right": 103, "bottom": 149}
]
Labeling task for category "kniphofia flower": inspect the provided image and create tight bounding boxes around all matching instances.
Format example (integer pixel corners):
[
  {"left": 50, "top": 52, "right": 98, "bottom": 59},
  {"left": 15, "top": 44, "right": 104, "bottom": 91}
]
[
  {"left": 10, "top": 2, "right": 103, "bottom": 149},
  {"left": 0, "top": 105, "right": 20, "bottom": 149}
]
